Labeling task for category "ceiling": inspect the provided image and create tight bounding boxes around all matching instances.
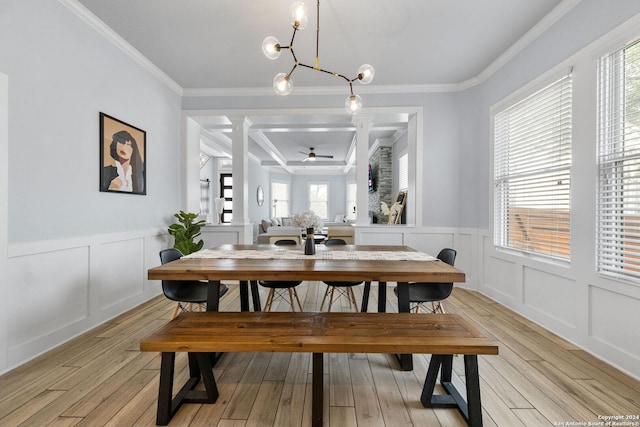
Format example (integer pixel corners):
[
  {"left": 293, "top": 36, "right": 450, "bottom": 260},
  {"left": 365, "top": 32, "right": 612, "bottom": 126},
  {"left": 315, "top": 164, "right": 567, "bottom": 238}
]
[{"left": 75, "top": 0, "right": 571, "bottom": 173}]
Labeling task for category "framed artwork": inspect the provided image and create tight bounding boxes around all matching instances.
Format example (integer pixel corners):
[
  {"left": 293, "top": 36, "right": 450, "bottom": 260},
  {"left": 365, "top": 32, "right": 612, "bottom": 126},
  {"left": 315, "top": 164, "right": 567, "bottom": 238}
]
[{"left": 99, "top": 112, "right": 146, "bottom": 195}]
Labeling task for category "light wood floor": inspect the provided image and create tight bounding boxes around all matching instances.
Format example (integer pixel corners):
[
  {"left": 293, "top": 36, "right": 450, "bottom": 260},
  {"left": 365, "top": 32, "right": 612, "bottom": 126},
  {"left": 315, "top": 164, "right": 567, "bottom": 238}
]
[{"left": 1, "top": 282, "right": 639, "bottom": 426}]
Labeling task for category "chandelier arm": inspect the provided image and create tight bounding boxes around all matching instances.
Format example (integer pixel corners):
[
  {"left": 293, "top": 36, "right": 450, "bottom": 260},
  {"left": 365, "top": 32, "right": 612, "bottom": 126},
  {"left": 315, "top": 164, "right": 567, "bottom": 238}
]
[
  {"left": 287, "top": 62, "right": 299, "bottom": 77},
  {"left": 297, "top": 62, "right": 352, "bottom": 84},
  {"left": 289, "top": 26, "right": 298, "bottom": 47}
]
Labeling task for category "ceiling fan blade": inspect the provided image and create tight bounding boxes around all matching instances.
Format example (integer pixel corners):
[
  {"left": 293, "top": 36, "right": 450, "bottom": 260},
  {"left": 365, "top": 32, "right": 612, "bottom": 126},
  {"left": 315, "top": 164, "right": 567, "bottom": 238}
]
[
  {"left": 302, "top": 157, "right": 310, "bottom": 162},
  {"left": 317, "top": 154, "right": 334, "bottom": 158},
  {"left": 298, "top": 151, "right": 309, "bottom": 155}
]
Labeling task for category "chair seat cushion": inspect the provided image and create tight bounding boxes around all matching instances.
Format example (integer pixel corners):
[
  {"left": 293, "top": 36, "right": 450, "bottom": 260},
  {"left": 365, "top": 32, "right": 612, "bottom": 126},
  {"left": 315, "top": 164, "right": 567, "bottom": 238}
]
[
  {"left": 259, "top": 281, "right": 302, "bottom": 288},
  {"left": 323, "top": 281, "right": 362, "bottom": 287},
  {"left": 163, "top": 281, "right": 229, "bottom": 303},
  {"left": 393, "top": 283, "right": 453, "bottom": 303}
]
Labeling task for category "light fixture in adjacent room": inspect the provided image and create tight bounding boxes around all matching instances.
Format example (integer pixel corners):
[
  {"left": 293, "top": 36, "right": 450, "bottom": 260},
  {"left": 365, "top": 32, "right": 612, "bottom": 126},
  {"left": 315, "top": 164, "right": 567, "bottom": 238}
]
[{"left": 262, "top": 0, "right": 374, "bottom": 115}]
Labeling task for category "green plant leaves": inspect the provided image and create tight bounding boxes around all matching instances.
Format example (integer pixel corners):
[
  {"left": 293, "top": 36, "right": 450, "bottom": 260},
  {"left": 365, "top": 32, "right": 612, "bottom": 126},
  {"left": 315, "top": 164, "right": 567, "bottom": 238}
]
[{"left": 167, "top": 210, "right": 205, "bottom": 255}]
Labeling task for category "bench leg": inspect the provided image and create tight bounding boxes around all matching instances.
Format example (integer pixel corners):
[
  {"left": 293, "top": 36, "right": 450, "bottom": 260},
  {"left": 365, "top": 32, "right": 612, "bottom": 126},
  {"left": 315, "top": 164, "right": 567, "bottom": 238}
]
[
  {"left": 420, "top": 354, "right": 483, "bottom": 427},
  {"left": 312, "top": 353, "right": 323, "bottom": 427},
  {"left": 155, "top": 352, "right": 220, "bottom": 426},
  {"left": 156, "top": 352, "right": 175, "bottom": 425}
]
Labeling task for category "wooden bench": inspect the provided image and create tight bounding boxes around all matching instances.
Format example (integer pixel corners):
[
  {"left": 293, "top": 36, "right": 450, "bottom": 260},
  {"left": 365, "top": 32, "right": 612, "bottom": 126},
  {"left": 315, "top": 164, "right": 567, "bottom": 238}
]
[{"left": 140, "top": 311, "right": 498, "bottom": 427}]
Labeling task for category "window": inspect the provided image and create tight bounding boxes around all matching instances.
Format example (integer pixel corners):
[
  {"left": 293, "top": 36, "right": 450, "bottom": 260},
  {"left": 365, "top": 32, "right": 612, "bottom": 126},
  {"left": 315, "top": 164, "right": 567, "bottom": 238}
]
[
  {"left": 398, "top": 152, "right": 408, "bottom": 191},
  {"left": 308, "top": 183, "right": 328, "bottom": 219},
  {"left": 271, "top": 180, "right": 290, "bottom": 217},
  {"left": 219, "top": 173, "right": 232, "bottom": 223},
  {"left": 597, "top": 39, "right": 640, "bottom": 281},
  {"left": 493, "top": 74, "right": 572, "bottom": 260}
]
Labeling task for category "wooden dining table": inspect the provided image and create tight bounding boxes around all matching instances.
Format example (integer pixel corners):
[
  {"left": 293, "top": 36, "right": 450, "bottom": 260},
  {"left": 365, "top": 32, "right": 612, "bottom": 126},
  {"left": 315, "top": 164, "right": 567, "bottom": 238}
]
[{"left": 147, "top": 243, "right": 466, "bottom": 370}]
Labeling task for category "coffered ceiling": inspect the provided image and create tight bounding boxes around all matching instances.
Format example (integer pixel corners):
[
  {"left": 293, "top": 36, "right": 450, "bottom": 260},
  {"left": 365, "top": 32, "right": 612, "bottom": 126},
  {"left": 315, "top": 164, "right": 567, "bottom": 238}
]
[{"left": 74, "top": 0, "right": 574, "bottom": 173}]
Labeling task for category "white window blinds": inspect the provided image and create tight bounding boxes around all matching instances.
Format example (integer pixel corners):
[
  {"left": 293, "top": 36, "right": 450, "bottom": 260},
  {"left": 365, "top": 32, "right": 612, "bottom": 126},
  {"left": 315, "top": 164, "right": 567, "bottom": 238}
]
[
  {"left": 493, "top": 75, "right": 572, "bottom": 260},
  {"left": 597, "top": 39, "right": 640, "bottom": 281}
]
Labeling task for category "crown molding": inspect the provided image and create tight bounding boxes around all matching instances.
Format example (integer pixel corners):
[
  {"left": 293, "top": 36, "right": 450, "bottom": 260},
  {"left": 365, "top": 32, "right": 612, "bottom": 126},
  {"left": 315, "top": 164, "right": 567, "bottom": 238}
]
[
  {"left": 58, "top": 0, "right": 183, "bottom": 96},
  {"left": 459, "top": 0, "right": 582, "bottom": 90},
  {"left": 59, "top": 0, "right": 581, "bottom": 98}
]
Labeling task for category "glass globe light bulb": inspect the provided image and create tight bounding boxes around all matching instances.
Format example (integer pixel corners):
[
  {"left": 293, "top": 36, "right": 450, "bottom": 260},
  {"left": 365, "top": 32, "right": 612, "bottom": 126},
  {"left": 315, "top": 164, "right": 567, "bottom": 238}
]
[
  {"left": 289, "top": 1, "right": 308, "bottom": 29},
  {"left": 262, "top": 36, "right": 281, "bottom": 60},
  {"left": 273, "top": 73, "right": 292, "bottom": 95},
  {"left": 345, "top": 94, "right": 363, "bottom": 115},
  {"left": 357, "top": 64, "right": 375, "bottom": 85}
]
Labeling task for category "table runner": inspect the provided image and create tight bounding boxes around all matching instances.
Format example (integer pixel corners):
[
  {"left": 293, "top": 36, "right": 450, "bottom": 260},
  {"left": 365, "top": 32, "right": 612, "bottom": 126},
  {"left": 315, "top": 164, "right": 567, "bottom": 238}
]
[{"left": 185, "top": 248, "right": 437, "bottom": 261}]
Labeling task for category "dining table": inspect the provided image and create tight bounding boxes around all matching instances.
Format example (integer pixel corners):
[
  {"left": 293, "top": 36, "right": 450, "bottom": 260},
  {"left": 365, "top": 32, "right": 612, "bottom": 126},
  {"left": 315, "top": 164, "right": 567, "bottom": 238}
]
[{"left": 147, "top": 243, "right": 466, "bottom": 370}]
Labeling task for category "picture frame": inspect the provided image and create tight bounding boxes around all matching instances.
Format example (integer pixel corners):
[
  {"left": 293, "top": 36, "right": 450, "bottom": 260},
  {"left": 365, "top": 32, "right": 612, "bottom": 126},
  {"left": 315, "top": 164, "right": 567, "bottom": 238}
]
[{"left": 99, "top": 112, "right": 146, "bottom": 195}]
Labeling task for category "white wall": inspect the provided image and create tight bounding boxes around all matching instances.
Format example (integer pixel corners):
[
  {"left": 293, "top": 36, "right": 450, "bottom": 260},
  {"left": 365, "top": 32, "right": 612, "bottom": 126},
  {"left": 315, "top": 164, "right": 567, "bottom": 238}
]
[
  {"left": 465, "top": 1, "right": 640, "bottom": 379},
  {"left": 0, "top": 0, "right": 182, "bottom": 373}
]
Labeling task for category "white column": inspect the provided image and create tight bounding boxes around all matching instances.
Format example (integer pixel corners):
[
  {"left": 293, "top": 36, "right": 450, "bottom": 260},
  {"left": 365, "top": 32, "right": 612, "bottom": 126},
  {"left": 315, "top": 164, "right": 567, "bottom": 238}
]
[
  {"left": 354, "top": 114, "right": 373, "bottom": 226},
  {"left": 182, "top": 115, "right": 201, "bottom": 213},
  {"left": 229, "top": 115, "right": 252, "bottom": 225}
]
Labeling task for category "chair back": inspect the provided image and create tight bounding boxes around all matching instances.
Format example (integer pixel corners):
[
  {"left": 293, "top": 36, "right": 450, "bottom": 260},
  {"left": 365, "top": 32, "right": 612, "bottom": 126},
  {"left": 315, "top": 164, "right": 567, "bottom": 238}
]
[
  {"left": 324, "top": 238, "right": 347, "bottom": 246},
  {"left": 269, "top": 235, "right": 301, "bottom": 244},
  {"left": 437, "top": 248, "right": 457, "bottom": 266},
  {"left": 160, "top": 248, "right": 182, "bottom": 265},
  {"left": 274, "top": 239, "right": 298, "bottom": 246},
  {"left": 159, "top": 248, "right": 207, "bottom": 303}
]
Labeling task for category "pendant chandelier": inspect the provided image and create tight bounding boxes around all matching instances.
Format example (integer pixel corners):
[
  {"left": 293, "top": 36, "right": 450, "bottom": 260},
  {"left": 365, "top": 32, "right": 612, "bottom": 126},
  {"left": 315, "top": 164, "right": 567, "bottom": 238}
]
[{"left": 262, "top": 0, "right": 374, "bottom": 115}]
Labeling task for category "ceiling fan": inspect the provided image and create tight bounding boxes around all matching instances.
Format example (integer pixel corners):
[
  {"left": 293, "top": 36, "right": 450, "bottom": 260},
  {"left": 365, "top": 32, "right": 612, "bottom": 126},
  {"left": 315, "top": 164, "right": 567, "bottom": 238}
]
[{"left": 299, "top": 147, "right": 334, "bottom": 162}]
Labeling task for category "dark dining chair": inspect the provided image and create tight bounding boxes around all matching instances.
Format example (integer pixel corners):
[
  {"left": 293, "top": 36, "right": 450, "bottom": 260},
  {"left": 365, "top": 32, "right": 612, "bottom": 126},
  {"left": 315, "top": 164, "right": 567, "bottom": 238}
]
[
  {"left": 258, "top": 239, "right": 303, "bottom": 311},
  {"left": 393, "top": 248, "right": 457, "bottom": 313},
  {"left": 159, "top": 248, "right": 229, "bottom": 319},
  {"left": 320, "top": 238, "right": 370, "bottom": 312}
]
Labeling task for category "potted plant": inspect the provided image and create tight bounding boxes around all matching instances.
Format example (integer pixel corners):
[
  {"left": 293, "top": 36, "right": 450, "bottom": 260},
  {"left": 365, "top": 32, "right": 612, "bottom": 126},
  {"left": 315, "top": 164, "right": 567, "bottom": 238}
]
[{"left": 168, "top": 210, "right": 205, "bottom": 255}]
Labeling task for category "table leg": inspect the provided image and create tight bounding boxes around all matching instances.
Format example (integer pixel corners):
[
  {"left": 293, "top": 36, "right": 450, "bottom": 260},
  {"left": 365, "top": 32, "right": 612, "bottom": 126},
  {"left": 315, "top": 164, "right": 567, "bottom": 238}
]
[
  {"left": 250, "top": 280, "right": 262, "bottom": 311},
  {"left": 361, "top": 281, "right": 371, "bottom": 312},
  {"left": 206, "top": 280, "right": 221, "bottom": 312},
  {"left": 377, "top": 281, "right": 387, "bottom": 313},
  {"left": 312, "top": 353, "right": 323, "bottom": 427},
  {"left": 239, "top": 281, "right": 249, "bottom": 311},
  {"left": 396, "top": 282, "right": 413, "bottom": 370}
]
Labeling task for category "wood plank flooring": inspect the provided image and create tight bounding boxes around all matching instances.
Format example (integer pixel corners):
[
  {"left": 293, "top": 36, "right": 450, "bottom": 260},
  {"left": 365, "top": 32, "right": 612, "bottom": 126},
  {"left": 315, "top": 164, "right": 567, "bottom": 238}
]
[{"left": 1, "top": 282, "right": 638, "bottom": 426}]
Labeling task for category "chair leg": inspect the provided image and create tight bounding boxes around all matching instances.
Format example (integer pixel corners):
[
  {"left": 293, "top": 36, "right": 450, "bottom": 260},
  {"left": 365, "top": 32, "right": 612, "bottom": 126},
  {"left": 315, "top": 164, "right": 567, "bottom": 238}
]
[
  {"left": 170, "top": 303, "right": 181, "bottom": 320},
  {"left": 347, "top": 288, "right": 358, "bottom": 312},
  {"left": 320, "top": 286, "right": 331, "bottom": 310},
  {"left": 292, "top": 288, "right": 303, "bottom": 311},
  {"left": 264, "top": 289, "right": 275, "bottom": 312},
  {"left": 287, "top": 289, "right": 296, "bottom": 312},
  {"left": 327, "top": 287, "right": 337, "bottom": 312}
]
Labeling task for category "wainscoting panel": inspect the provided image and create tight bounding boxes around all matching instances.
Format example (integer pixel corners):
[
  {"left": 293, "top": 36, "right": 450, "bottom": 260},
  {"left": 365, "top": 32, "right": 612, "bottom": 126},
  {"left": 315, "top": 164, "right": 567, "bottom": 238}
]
[
  {"left": 3, "top": 229, "right": 164, "bottom": 374},
  {"left": 93, "top": 237, "right": 145, "bottom": 312},
  {"left": 7, "top": 246, "right": 90, "bottom": 354},
  {"left": 589, "top": 285, "right": 640, "bottom": 359},
  {"left": 357, "top": 227, "right": 406, "bottom": 245},
  {"left": 523, "top": 266, "right": 578, "bottom": 328},
  {"left": 405, "top": 231, "right": 455, "bottom": 255},
  {"left": 482, "top": 255, "right": 518, "bottom": 303}
]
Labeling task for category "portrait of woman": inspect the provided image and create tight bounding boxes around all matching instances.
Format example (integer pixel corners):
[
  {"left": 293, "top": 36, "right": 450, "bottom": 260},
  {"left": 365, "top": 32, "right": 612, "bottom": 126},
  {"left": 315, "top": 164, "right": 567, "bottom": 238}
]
[{"left": 99, "top": 113, "right": 146, "bottom": 195}]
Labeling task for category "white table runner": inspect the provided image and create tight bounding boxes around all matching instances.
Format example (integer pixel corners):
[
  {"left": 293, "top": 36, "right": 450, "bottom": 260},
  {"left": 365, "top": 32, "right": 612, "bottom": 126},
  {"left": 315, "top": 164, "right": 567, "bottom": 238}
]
[{"left": 185, "top": 248, "right": 437, "bottom": 261}]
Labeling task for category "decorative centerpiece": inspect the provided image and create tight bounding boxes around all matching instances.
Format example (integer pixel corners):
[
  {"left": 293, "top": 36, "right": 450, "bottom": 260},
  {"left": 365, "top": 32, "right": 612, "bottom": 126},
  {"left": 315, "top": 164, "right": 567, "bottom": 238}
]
[{"left": 293, "top": 210, "right": 323, "bottom": 255}]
